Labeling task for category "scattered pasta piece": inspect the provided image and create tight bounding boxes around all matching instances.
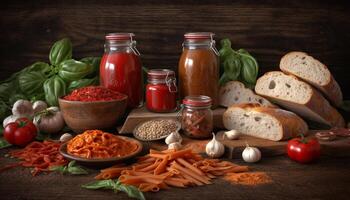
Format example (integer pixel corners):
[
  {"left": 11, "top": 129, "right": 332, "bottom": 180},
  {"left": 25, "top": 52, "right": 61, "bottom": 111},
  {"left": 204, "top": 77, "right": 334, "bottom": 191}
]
[
  {"left": 0, "top": 141, "right": 67, "bottom": 176},
  {"left": 95, "top": 148, "right": 262, "bottom": 192}
]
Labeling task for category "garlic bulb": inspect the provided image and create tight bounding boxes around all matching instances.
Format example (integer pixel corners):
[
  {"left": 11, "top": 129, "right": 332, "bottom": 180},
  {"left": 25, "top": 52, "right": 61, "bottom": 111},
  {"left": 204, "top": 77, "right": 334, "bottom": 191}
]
[
  {"left": 12, "top": 100, "right": 34, "bottom": 117},
  {"left": 206, "top": 133, "right": 225, "bottom": 158},
  {"left": 242, "top": 144, "right": 261, "bottom": 163},
  {"left": 60, "top": 133, "right": 73, "bottom": 143},
  {"left": 32, "top": 101, "right": 48, "bottom": 113},
  {"left": 168, "top": 142, "right": 182, "bottom": 150},
  {"left": 165, "top": 131, "right": 182, "bottom": 145},
  {"left": 224, "top": 129, "right": 240, "bottom": 140}
]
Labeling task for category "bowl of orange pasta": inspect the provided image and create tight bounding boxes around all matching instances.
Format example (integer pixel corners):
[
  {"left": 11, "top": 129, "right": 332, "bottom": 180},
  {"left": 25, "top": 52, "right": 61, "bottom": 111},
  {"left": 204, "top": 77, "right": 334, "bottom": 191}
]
[{"left": 59, "top": 130, "right": 143, "bottom": 167}]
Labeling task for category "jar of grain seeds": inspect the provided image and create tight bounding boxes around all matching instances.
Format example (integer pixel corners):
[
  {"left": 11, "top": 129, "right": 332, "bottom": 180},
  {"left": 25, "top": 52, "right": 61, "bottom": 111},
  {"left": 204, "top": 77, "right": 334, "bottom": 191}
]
[{"left": 181, "top": 95, "right": 213, "bottom": 139}]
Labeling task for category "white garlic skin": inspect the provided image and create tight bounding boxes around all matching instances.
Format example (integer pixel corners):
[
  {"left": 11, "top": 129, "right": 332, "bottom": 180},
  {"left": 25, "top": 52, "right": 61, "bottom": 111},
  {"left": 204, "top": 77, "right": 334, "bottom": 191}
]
[
  {"left": 206, "top": 133, "right": 225, "bottom": 158},
  {"left": 165, "top": 131, "right": 182, "bottom": 145},
  {"left": 242, "top": 146, "right": 261, "bottom": 163},
  {"left": 60, "top": 133, "right": 73, "bottom": 143},
  {"left": 168, "top": 142, "right": 182, "bottom": 150},
  {"left": 224, "top": 129, "right": 240, "bottom": 140}
]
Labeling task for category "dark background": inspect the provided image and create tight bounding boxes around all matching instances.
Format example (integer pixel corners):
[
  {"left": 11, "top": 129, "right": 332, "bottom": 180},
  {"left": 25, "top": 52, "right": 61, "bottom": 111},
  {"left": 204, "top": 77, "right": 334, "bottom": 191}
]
[{"left": 0, "top": 0, "right": 349, "bottom": 98}]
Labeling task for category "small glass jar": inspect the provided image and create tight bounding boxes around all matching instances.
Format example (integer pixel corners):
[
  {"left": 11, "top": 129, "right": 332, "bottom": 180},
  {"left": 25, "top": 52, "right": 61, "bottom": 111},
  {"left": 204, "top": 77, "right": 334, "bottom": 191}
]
[
  {"left": 181, "top": 95, "right": 213, "bottom": 139},
  {"left": 146, "top": 69, "right": 177, "bottom": 113}
]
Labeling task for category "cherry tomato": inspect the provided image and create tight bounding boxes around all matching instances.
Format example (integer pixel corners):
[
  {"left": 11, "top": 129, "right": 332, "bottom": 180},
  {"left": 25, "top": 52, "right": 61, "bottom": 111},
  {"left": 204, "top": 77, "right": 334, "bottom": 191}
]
[
  {"left": 287, "top": 134, "right": 321, "bottom": 164},
  {"left": 3, "top": 118, "right": 37, "bottom": 146}
]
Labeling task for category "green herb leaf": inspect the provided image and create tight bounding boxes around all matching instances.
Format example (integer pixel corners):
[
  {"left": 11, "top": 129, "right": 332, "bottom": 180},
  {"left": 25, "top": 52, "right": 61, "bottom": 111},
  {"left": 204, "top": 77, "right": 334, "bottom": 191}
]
[
  {"left": 36, "top": 131, "right": 52, "bottom": 141},
  {"left": 0, "top": 137, "right": 11, "bottom": 149},
  {"left": 82, "top": 179, "right": 145, "bottom": 200},
  {"left": 82, "top": 179, "right": 116, "bottom": 190},
  {"left": 117, "top": 182, "right": 146, "bottom": 200},
  {"left": 50, "top": 165, "right": 66, "bottom": 173},
  {"left": 49, "top": 38, "right": 73, "bottom": 66}
]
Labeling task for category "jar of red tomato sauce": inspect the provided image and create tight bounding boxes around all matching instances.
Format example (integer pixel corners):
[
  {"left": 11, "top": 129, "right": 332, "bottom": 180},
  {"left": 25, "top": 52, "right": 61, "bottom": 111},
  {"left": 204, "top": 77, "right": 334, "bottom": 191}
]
[
  {"left": 100, "top": 33, "right": 143, "bottom": 108},
  {"left": 181, "top": 95, "right": 213, "bottom": 139},
  {"left": 146, "top": 69, "right": 177, "bottom": 113}
]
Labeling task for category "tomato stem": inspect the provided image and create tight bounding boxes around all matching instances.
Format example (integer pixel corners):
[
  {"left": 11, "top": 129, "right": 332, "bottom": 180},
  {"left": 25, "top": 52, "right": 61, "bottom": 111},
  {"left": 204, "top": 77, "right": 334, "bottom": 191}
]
[
  {"left": 18, "top": 121, "right": 27, "bottom": 128},
  {"left": 299, "top": 133, "right": 307, "bottom": 144}
]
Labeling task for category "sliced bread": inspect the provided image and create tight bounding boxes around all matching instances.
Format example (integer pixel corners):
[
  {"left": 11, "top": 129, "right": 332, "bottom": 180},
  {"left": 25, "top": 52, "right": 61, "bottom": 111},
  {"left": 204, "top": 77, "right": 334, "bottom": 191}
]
[
  {"left": 223, "top": 103, "right": 308, "bottom": 141},
  {"left": 255, "top": 71, "right": 345, "bottom": 127},
  {"left": 280, "top": 51, "right": 343, "bottom": 106},
  {"left": 219, "top": 81, "right": 275, "bottom": 107}
]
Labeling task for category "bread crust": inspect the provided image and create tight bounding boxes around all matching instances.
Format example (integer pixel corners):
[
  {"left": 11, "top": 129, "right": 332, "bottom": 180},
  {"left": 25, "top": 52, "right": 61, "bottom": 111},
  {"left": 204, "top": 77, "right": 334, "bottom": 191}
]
[
  {"left": 219, "top": 81, "right": 274, "bottom": 107},
  {"left": 280, "top": 51, "right": 343, "bottom": 107},
  {"left": 255, "top": 71, "right": 345, "bottom": 127},
  {"left": 223, "top": 103, "right": 308, "bottom": 141}
]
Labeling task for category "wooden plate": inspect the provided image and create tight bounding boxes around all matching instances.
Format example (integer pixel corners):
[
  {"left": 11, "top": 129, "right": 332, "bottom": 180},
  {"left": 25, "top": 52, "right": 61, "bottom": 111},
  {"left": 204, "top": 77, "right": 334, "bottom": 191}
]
[
  {"left": 59, "top": 136, "right": 143, "bottom": 168},
  {"left": 133, "top": 118, "right": 181, "bottom": 141}
]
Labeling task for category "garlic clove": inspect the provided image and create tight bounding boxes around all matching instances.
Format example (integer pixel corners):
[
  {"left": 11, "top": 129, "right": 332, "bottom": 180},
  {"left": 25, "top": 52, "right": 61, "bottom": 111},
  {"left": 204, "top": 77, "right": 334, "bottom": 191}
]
[
  {"left": 168, "top": 142, "right": 182, "bottom": 150},
  {"left": 206, "top": 133, "right": 225, "bottom": 158},
  {"left": 165, "top": 131, "right": 182, "bottom": 145},
  {"left": 60, "top": 133, "right": 73, "bottom": 143},
  {"left": 32, "top": 101, "right": 48, "bottom": 114},
  {"left": 224, "top": 129, "right": 240, "bottom": 140},
  {"left": 242, "top": 145, "right": 261, "bottom": 163}
]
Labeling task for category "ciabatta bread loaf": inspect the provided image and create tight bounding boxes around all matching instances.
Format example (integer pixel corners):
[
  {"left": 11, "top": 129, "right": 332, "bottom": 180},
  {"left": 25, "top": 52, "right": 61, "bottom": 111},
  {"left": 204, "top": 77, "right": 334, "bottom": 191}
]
[
  {"left": 280, "top": 51, "right": 343, "bottom": 106},
  {"left": 223, "top": 103, "right": 308, "bottom": 141},
  {"left": 219, "top": 81, "right": 274, "bottom": 107},
  {"left": 255, "top": 71, "right": 344, "bottom": 127}
]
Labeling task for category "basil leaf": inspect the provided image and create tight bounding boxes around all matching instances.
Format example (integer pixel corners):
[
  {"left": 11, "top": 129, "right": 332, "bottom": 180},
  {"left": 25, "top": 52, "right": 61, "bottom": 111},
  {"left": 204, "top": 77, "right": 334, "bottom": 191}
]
[
  {"left": 27, "top": 62, "right": 52, "bottom": 76},
  {"left": 58, "top": 59, "right": 93, "bottom": 82},
  {"left": 82, "top": 180, "right": 116, "bottom": 190},
  {"left": 0, "top": 137, "right": 11, "bottom": 149},
  {"left": 36, "top": 131, "right": 52, "bottom": 141},
  {"left": 19, "top": 71, "right": 46, "bottom": 97},
  {"left": 0, "top": 101, "right": 9, "bottom": 122},
  {"left": 49, "top": 38, "right": 73, "bottom": 66},
  {"left": 80, "top": 57, "right": 101, "bottom": 77},
  {"left": 66, "top": 161, "right": 88, "bottom": 175},
  {"left": 50, "top": 165, "right": 66, "bottom": 173},
  {"left": 240, "top": 54, "right": 259, "bottom": 84},
  {"left": 43, "top": 76, "right": 67, "bottom": 106},
  {"left": 68, "top": 77, "right": 98, "bottom": 92},
  {"left": 116, "top": 182, "right": 146, "bottom": 200},
  {"left": 223, "top": 54, "right": 241, "bottom": 80},
  {"left": 68, "top": 166, "right": 88, "bottom": 175}
]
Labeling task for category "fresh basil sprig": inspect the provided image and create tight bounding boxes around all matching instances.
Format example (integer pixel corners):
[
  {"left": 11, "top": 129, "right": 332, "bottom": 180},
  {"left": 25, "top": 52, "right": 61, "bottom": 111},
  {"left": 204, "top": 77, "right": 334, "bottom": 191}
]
[
  {"left": 0, "top": 137, "right": 11, "bottom": 149},
  {"left": 219, "top": 38, "right": 259, "bottom": 88},
  {"left": 50, "top": 161, "right": 88, "bottom": 175},
  {"left": 82, "top": 179, "right": 145, "bottom": 200}
]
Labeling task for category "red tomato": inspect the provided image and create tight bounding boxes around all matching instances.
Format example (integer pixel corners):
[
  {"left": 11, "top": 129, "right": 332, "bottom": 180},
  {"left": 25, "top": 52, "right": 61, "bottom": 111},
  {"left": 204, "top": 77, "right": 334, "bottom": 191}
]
[
  {"left": 287, "top": 135, "right": 321, "bottom": 164},
  {"left": 3, "top": 118, "right": 37, "bottom": 146}
]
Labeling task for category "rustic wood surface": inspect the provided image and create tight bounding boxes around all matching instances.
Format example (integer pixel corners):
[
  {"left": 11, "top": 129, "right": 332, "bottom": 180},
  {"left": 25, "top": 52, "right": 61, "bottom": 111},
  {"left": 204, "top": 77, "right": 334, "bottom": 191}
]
[
  {"left": 0, "top": 0, "right": 349, "bottom": 99},
  {"left": 118, "top": 106, "right": 225, "bottom": 134},
  {"left": 0, "top": 147, "right": 350, "bottom": 200}
]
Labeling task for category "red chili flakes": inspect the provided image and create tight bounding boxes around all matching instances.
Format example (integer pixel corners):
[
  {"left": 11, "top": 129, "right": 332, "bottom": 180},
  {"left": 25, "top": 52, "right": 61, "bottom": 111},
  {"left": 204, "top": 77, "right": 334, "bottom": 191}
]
[{"left": 64, "top": 86, "right": 126, "bottom": 102}]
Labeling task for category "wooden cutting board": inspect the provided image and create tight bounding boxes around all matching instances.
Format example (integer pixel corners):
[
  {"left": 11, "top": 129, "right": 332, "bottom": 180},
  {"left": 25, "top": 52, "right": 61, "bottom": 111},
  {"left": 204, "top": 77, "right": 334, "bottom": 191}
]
[
  {"left": 144, "top": 130, "right": 350, "bottom": 158},
  {"left": 118, "top": 106, "right": 225, "bottom": 134}
]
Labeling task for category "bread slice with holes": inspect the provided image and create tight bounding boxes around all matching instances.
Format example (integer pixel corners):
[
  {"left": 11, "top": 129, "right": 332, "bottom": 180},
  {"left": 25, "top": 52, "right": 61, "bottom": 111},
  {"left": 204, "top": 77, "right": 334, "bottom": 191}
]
[
  {"left": 255, "top": 71, "right": 344, "bottom": 127},
  {"left": 219, "top": 81, "right": 275, "bottom": 107},
  {"left": 223, "top": 103, "right": 308, "bottom": 141},
  {"left": 280, "top": 51, "right": 343, "bottom": 106}
]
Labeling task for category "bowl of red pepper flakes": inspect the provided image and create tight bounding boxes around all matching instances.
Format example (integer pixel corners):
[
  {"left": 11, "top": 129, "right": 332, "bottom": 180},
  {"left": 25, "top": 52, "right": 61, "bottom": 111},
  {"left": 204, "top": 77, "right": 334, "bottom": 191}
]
[{"left": 58, "top": 86, "right": 128, "bottom": 133}]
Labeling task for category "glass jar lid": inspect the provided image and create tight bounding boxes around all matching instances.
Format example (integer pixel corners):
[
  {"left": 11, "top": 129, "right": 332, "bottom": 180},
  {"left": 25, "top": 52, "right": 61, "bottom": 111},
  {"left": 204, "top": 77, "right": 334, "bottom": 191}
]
[
  {"left": 148, "top": 69, "right": 177, "bottom": 92},
  {"left": 148, "top": 69, "right": 175, "bottom": 80},
  {"left": 183, "top": 95, "right": 212, "bottom": 107},
  {"left": 184, "top": 32, "right": 215, "bottom": 40},
  {"left": 106, "top": 33, "right": 135, "bottom": 41}
]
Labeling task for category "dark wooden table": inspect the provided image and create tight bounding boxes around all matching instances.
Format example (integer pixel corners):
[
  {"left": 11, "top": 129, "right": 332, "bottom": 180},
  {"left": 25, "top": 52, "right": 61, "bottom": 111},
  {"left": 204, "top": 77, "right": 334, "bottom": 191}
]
[{"left": 1, "top": 147, "right": 349, "bottom": 200}]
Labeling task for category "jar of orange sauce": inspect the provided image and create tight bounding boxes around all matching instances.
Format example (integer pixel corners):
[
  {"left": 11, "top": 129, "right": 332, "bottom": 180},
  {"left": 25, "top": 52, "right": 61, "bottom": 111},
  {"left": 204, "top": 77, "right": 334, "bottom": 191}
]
[{"left": 178, "top": 32, "right": 219, "bottom": 107}]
